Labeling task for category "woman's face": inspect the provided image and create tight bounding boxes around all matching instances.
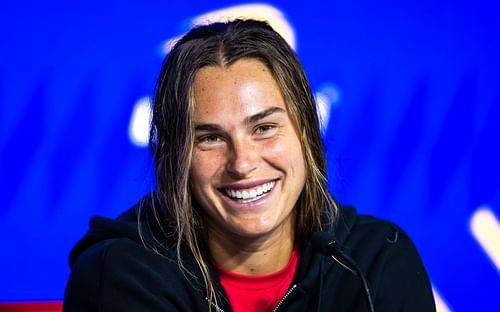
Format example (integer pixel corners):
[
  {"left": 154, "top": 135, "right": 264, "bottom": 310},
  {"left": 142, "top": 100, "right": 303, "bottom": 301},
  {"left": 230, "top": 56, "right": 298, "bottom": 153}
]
[{"left": 189, "top": 58, "right": 306, "bottom": 243}]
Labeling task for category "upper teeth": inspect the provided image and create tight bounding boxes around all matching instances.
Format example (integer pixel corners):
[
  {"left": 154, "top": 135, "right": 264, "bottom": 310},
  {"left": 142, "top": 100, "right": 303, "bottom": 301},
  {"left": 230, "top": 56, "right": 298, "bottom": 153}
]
[{"left": 225, "top": 181, "right": 275, "bottom": 200}]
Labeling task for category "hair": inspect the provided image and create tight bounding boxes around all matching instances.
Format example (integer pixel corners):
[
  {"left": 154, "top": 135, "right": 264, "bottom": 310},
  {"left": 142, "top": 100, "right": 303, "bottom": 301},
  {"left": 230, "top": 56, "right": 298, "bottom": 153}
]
[{"left": 147, "top": 19, "right": 337, "bottom": 308}]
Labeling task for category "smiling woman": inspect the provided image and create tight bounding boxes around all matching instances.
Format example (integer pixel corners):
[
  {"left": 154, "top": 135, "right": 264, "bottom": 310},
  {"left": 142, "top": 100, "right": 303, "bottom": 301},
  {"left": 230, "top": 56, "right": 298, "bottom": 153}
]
[{"left": 63, "top": 19, "right": 436, "bottom": 312}]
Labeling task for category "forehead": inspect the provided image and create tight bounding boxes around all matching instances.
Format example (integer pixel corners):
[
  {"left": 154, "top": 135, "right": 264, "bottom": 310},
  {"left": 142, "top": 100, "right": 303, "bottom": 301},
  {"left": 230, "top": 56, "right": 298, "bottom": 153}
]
[
  {"left": 192, "top": 59, "right": 287, "bottom": 120},
  {"left": 193, "top": 58, "right": 277, "bottom": 90}
]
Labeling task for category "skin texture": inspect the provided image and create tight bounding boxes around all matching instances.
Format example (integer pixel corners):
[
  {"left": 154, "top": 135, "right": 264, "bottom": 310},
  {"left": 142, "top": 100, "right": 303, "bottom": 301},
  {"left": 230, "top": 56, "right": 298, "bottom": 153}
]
[{"left": 190, "top": 59, "right": 307, "bottom": 275}]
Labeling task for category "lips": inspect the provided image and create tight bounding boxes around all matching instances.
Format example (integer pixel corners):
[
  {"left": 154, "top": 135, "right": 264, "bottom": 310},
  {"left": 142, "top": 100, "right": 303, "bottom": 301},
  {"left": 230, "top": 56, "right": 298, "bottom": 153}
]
[{"left": 221, "top": 180, "right": 276, "bottom": 203}]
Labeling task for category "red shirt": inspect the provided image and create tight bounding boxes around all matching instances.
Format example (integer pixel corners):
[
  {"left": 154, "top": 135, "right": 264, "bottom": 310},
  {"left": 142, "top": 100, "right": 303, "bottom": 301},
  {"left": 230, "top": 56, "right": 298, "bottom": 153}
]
[{"left": 215, "top": 247, "right": 299, "bottom": 312}]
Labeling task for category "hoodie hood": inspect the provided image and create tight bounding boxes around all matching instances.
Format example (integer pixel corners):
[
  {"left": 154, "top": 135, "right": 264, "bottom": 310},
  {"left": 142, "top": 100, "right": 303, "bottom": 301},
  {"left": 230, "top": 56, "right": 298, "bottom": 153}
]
[{"left": 69, "top": 195, "right": 161, "bottom": 266}]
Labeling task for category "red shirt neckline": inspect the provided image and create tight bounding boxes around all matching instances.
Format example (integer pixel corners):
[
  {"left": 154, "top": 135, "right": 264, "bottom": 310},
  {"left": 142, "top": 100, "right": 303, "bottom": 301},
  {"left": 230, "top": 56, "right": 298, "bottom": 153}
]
[{"left": 214, "top": 246, "right": 299, "bottom": 311}]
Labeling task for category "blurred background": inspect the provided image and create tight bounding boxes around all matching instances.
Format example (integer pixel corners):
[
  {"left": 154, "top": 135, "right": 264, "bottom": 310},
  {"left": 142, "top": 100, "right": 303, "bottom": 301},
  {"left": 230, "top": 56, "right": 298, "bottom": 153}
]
[{"left": 1, "top": 0, "right": 499, "bottom": 311}]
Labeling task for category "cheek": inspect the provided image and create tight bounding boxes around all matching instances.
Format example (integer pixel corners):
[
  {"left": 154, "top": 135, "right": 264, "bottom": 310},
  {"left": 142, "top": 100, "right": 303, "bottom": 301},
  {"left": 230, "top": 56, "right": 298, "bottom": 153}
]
[
  {"left": 190, "top": 153, "right": 216, "bottom": 210},
  {"left": 261, "top": 136, "right": 305, "bottom": 171},
  {"left": 191, "top": 149, "right": 227, "bottom": 184},
  {"left": 260, "top": 137, "right": 289, "bottom": 157}
]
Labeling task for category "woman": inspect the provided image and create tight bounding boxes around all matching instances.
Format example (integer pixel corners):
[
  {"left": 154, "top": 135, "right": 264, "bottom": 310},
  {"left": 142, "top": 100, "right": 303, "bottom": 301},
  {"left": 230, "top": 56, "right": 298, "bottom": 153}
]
[{"left": 64, "top": 19, "right": 436, "bottom": 311}]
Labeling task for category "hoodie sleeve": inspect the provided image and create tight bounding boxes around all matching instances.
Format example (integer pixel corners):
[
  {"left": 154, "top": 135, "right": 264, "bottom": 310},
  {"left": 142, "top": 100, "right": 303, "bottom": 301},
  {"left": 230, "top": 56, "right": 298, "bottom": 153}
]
[
  {"left": 371, "top": 226, "right": 436, "bottom": 312},
  {"left": 63, "top": 238, "right": 191, "bottom": 311}
]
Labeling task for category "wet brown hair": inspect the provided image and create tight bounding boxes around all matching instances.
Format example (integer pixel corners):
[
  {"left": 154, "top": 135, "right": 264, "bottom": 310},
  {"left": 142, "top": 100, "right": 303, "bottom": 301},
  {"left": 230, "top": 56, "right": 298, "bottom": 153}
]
[{"left": 147, "top": 19, "right": 337, "bottom": 308}]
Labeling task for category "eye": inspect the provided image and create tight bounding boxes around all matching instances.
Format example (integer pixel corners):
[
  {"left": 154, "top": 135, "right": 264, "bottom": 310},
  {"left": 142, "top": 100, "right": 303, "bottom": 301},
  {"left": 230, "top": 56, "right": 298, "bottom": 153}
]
[
  {"left": 198, "top": 135, "right": 222, "bottom": 144},
  {"left": 254, "top": 124, "right": 278, "bottom": 138},
  {"left": 255, "top": 124, "right": 275, "bottom": 134}
]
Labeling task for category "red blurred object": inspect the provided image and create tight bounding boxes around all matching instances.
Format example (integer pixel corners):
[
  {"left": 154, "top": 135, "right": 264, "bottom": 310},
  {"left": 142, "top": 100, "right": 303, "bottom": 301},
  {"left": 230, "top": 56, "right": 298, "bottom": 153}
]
[{"left": 0, "top": 302, "right": 62, "bottom": 312}]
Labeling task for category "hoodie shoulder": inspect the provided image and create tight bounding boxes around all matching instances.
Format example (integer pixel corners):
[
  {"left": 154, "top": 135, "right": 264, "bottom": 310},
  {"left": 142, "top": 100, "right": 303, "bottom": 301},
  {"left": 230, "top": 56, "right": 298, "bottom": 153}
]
[
  {"left": 63, "top": 196, "right": 200, "bottom": 311},
  {"left": 63, "top": 235, "right": 186, "bottom": 311},
  {"left": 333, "top": 207, "right": 436, "bottom": 311}
]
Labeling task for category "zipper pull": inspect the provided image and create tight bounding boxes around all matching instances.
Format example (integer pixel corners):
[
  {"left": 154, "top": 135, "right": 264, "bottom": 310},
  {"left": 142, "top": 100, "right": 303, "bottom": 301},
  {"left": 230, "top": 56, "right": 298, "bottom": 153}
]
[{"left": 205, "top": 297, "right": 225, "bottom": 312}]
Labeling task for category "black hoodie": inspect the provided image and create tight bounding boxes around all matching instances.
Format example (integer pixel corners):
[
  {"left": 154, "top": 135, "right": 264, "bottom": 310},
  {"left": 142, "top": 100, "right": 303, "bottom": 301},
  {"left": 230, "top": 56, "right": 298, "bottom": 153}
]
[{"left": 63, "top": 195, "right": 436, "bottom": 311}]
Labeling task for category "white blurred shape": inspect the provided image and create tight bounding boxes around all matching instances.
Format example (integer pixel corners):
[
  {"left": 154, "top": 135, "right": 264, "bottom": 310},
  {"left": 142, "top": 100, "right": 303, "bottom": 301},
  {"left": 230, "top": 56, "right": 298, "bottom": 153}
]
[
  {"left": 470, "top": 206, "right": 500, "bottom": 272},
  {"left": 162, "top": 3, "right": 296, "bottom": 54},
  {"left": 129, "top": 97, "right": 152, "bottom": 147},
  {"left": 315, "top": 83, "right": 341, "bottom": 134},
  {"left": 433, "top": 287, "right": 452, "bottom": 312}
]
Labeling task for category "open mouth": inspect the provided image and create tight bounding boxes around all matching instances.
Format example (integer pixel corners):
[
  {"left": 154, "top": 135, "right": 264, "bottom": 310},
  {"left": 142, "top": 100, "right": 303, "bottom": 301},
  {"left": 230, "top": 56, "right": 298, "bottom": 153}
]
[{"left": 221, "top": 180, "right": 276, "bottom": 203}]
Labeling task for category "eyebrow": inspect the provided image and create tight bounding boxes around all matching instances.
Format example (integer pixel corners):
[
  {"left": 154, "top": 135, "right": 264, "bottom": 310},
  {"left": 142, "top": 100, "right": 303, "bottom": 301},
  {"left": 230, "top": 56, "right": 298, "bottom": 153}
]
[
  {"left": 194, "top": 107, "right": 286, "bottom": 132},
  {"left": 194, "top": 123, "right": 222, "bottom": 132},
  {"left": 245, "top": 107, "right": 285, "bottom": 124}
]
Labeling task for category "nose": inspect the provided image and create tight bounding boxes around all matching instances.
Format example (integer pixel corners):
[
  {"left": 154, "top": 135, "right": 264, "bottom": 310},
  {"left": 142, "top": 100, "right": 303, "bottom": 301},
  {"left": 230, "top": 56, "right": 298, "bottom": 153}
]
[{"left": 226, "top": 139, "right": 259, "bottom": 178}]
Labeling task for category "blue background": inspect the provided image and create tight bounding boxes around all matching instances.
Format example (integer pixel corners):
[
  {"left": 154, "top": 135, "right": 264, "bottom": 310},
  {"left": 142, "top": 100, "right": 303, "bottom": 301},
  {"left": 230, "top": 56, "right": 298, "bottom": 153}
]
[{"left": 1, "top": 1, "right": 499, "bottom": 310}]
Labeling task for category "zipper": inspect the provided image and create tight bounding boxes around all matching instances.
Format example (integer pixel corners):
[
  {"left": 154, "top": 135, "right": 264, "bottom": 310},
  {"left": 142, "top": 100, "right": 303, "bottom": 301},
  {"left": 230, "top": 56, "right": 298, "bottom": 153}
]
[
  {"left": 206, "top": 297, "right": 225, "bottom": 312},
  {"left": 272, "top": 284, "right": 297, "bottom": 312}
]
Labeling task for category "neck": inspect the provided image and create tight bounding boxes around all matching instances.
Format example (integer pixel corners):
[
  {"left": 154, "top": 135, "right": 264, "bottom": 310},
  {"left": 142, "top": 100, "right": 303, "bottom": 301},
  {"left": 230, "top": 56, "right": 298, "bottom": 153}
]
[{"left": 207, "top": 224, "right": 295, "bottom": 276}]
